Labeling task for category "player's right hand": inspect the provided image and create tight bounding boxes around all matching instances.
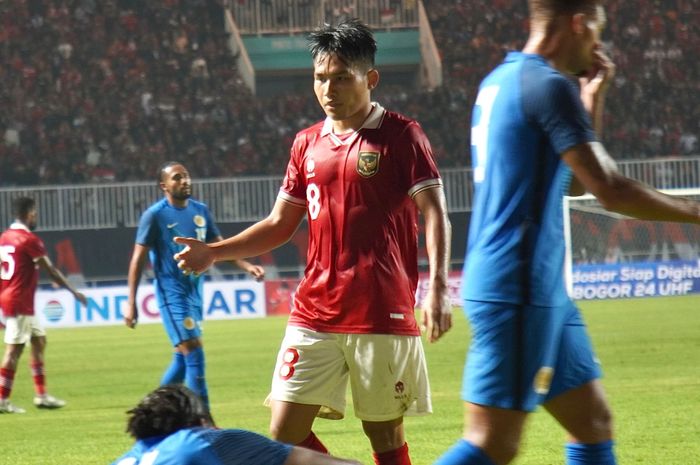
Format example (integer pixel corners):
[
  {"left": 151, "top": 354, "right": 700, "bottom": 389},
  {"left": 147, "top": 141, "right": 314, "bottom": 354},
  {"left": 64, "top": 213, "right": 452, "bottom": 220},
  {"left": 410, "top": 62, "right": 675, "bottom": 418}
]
[
  {"left": 124, "top": 305, "right": 138, "bottom": 329},
  {"left": 173, "top": 237, "right": 215, "bottom": 274},
  {"left": 421, "top": 288, "right": 452, "bottom": 343}
]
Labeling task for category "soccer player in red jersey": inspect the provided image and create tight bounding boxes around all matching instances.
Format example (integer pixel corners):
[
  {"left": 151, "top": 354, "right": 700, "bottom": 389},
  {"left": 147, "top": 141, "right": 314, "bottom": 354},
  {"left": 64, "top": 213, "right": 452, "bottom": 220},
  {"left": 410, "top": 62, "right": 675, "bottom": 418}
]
[
  {"left": 174, "top": 19, "right": 452, "bottom": 465},
  {"left": 0, "top": 197, "right": 87, "bottom": 413}
]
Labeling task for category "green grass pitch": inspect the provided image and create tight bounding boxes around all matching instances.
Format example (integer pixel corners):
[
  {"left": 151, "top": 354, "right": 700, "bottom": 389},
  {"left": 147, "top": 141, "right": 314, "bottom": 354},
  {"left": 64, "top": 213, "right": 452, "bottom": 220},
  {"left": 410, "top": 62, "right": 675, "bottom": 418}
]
[{"left": 2, "top": 295, "right": 699, "bottom": 464}]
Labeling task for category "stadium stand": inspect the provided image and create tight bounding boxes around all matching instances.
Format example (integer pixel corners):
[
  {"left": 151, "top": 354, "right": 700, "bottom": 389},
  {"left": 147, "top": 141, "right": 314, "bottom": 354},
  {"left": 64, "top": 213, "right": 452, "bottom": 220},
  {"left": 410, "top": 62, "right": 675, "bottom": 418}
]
[{"left": 0, "top": 0, "right": 697, "bottom": 187}]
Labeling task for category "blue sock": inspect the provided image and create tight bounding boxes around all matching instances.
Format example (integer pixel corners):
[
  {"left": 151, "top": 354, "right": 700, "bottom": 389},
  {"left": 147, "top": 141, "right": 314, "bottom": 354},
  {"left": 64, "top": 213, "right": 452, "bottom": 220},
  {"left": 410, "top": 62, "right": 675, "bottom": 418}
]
[
  {"left": 434, "top": 439, "right": 496, "bottom": 465},
  {"left": 184, "top": 347, "right": 210, "bottom": 410},
  {"left": 566, "top": 440, "right": 616, "bottom": 465},
  {"left": 160, "top": 352, "right": 186, "bottom": 385}
]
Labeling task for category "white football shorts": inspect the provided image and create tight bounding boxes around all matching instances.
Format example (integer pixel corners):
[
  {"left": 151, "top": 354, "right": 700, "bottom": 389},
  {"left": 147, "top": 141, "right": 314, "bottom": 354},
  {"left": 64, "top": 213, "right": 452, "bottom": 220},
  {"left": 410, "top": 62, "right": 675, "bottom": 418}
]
[
  {"left": 3, "top": 315, "right": 46, "bottom": 345},
  {"left": 266, "top": 326, "right": 432, "bottom": 422}
]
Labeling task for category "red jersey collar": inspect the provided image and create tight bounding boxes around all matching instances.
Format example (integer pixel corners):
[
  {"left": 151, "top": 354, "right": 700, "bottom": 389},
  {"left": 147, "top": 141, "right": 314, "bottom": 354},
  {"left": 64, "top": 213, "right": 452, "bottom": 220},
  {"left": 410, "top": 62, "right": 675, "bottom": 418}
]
[{"left": 321, "top": 102, "right": 386, "bottom": 137}]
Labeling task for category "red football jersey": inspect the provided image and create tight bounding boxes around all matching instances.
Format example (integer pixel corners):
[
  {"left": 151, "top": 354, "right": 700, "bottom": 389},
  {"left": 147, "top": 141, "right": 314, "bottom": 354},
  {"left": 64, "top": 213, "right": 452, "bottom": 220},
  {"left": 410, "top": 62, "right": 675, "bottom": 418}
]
[
  {"left": 279, "top": 104, "right": 442, "bottom": 335},
  {"left": 0, "top": 224, "right": 46, "bottom": 317}
]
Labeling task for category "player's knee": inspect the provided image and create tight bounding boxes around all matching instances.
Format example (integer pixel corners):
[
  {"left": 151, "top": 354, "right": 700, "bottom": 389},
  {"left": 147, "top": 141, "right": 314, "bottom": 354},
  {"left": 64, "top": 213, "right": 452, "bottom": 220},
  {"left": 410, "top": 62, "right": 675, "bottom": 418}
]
[
  {"left": 589, "top": 402, "right": 614, "bottom": 439},
  {"left": 486, "top": 439, "right": 520, "bottom": 464},
  {"left": 571, "top": 401, "right": 614, "bottom": 443},
  {"left": 467, "top": 428, "right": 521, "bottom": 464},
  {"left": 361, "top": 418, "right": 405, "bottom": 452},
  {"left": 2, "top": 345, "right": 24, "bottom": 367},
  {"left": 269, "top": 421, "right": 301, "bottom": 444}
]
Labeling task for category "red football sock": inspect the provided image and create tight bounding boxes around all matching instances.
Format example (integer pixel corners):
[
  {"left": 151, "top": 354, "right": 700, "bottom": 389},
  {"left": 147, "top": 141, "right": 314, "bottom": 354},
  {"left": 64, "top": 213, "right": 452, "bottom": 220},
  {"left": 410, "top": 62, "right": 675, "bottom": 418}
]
[
  {"left": 298, "top": 431, "right": 329, "bottom": 454},
  {"left": 373, "top": 442, "right": 411, "bottom": 465},
  {"left": 31, "top": 361, "right": 46, "bottom": 396},
  {"left": 0, "top": 367, "right": 16, "bottom": 399}
]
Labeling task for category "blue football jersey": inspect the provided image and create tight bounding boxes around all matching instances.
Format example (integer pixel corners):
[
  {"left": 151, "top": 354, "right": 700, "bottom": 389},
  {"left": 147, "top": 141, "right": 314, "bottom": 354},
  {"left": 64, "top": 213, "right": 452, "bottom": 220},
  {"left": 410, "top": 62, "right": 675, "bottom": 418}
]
[
  {"left": 111, "top": 428, "right": 292, "bottom": 465},
  {"left": 136, "top": 198, "right": 221, "bottom": 309},
  {"left": 462, "top": 51, "right": 596, "bottom": 306}
]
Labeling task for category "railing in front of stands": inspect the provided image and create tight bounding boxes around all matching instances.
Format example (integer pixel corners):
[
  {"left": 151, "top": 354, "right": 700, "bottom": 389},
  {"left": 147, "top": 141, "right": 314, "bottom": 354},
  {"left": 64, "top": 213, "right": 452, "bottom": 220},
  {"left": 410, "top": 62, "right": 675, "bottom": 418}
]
[
  {"left": 227, "top": 0, "right": 419, "bottom": 35},
  {"left": 1, "top": 157, "right": 698, "bottom": 232}
]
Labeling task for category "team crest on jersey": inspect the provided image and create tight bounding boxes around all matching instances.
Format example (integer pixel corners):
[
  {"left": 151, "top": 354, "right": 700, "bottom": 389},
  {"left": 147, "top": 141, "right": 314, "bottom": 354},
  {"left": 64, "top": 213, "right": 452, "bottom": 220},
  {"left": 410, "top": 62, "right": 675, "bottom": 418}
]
[
  {"left": 193, "top": 215, "right": 206, "bottom": 227},
  {"left": 356, "top": 151, "right": 380, "bottom": 177}
]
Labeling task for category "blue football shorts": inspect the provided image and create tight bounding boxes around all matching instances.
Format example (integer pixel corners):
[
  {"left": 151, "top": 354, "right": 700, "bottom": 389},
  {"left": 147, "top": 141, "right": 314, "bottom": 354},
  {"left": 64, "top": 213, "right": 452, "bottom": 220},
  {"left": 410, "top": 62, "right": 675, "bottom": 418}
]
[
  {"left": 462, "top": 299, "right": 601, "bottom": 412},
  {"left": 157, "top": 298, "right": 203, "bottom": 347}
]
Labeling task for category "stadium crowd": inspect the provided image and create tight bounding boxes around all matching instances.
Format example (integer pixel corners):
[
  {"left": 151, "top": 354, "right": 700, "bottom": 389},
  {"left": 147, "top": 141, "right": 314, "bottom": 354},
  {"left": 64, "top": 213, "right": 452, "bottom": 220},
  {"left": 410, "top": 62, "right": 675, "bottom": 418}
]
[{"left": 0, "top": 0, "right": 697, "bottom": 186}]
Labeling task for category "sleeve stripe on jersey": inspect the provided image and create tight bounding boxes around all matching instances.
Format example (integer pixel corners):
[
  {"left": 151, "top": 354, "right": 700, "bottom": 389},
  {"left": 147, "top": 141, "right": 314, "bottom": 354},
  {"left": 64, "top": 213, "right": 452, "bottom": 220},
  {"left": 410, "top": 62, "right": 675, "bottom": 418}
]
[
  {"left": 277, "top": 190, "right": 306, "bottom": 207},
  {"left": 408, "top": 178, "right": 443, "bottom": 198}
]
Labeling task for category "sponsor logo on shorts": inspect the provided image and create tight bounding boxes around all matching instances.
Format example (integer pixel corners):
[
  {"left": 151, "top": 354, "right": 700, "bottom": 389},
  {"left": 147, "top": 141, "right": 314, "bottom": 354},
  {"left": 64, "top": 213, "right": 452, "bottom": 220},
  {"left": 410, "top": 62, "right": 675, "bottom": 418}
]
[
  {"left": 393, "top": 380, "right": 409, "bottom": 402},
  {"left": 534, "top": 366, "right": 554, "bottom": 395},
  {"left": 183, "top": 317, "right": 196, "bottom": 330},
  {"left": 357, "top": 151, "right": 380, "bottom": 178}
]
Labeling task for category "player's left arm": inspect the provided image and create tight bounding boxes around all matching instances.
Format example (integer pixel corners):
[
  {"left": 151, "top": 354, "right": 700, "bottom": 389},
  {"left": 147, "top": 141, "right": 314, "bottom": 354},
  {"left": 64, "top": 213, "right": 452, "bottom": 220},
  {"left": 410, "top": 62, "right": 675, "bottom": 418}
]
[
  {"left": 212, "top": 235, "right": 265, "bottom": 281},
  {"left": 413, "top": 185, "right": 452, "bottom": 343},
  {"left": 36, "top": 255, "right": 88, "bottom": 306}
]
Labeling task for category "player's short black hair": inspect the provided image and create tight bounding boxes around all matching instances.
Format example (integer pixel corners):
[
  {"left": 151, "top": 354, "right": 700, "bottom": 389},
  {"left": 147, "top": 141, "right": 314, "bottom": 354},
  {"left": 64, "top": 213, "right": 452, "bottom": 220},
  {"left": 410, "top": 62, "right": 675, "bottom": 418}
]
[
  {"left": 308, "top": 18, "right": 377, "bottom": 71},
  {"left": 12, "top": 197, "right": 35, "bottom": 220},
  {"left": 158, "top": 161, "right": 184, "bottom": 183},
  {"left": 125, "top": 385, "right": 210, "bottom": 439}
]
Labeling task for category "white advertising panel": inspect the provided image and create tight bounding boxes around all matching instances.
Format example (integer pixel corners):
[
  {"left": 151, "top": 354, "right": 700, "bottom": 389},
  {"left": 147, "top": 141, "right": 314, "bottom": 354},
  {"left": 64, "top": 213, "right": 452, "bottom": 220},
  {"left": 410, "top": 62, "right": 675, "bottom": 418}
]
[{"left": 33, "top": 281, "right": 266, "bottom": 328}]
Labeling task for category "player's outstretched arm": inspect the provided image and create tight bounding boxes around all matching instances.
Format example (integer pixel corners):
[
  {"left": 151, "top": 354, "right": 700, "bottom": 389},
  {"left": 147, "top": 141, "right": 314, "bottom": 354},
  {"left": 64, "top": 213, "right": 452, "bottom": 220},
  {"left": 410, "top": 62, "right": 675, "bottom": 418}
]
[
  {"left": 413, "top": 186, "right": 452, "bottom": 343},
  {"left": 212, "top": 234, "right": 266, "bottom": 281},
  {"left": 125, "top": 244, "right": 149, "bottom": 328},
  {"left": 36, "top": 255, "right": 88, "bottom": 306},
  {"left": 175, "top": 198, "right": 306, "bottom": 274},
  {"left": 284, "top": 446, "right": 363, "bottom": 465},
  {"left": 564, "top": 142, "right": 700, "bottom": 224}
]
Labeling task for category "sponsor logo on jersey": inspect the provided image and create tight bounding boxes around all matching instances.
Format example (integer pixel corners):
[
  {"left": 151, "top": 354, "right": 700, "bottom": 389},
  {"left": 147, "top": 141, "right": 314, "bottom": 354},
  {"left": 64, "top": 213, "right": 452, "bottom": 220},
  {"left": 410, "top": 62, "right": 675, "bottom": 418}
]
[
  {"left": 357, "top": 151, "right": 380, "bottom": 177},
  {"left": 193, "top": 215, "right": 206, "bottom": 227},
  {"left": 306, "top": 158, "right": 316, "bottom": 174}
]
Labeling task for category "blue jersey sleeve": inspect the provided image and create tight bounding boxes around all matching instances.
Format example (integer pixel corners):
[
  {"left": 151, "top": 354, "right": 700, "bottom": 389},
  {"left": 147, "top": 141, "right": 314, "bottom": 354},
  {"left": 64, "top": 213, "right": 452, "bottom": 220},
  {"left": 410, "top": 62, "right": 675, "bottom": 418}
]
[
  {"left": 135, "top": 208, "right": 158, "bottom": 247},
  {"left": 203, "top": 207, "right": 221, "bottom": 243},
  {"left": 202, "top": 429, "right": 292, "bottom": 465},
  {"left": 522, "top": 71, "right": 596, "bottom": 155}
]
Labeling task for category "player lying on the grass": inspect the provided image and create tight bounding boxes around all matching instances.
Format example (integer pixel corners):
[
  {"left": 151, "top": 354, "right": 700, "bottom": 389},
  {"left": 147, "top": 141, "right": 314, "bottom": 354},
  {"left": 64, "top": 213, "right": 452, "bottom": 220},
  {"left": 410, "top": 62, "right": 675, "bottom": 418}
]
[{"left": 110, "top": 385, "right": 364, "bottom": 465}]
